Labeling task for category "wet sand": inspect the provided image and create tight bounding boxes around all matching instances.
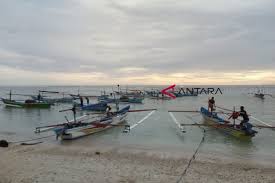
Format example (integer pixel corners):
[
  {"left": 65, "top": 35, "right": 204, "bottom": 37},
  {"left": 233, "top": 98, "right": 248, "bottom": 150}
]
[{"left": 1, "top": 142, "right": 275, "bottom": 183}]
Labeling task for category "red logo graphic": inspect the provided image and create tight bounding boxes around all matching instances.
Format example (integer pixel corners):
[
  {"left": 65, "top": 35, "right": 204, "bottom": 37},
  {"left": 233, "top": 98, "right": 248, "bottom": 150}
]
[{"left": 161, "top": 84, "right": 176, "bottom": 99}]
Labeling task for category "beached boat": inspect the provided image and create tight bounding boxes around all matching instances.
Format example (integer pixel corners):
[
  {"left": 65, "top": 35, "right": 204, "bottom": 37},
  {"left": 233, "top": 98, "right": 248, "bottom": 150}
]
[
  {"left": 200, "top": 107, "right": 257, "bottom": 139},
  {"left": 1, "top": 98, "right": 51, "bottom": 108},
  {"left": 52, "top": 105, "right": 130, "bottom": 140}
]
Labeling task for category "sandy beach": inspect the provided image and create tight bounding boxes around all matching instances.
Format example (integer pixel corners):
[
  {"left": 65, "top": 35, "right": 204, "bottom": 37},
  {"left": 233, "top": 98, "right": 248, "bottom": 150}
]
[{"left": 1, "top": 142, "right": 275, "bottom": 183}]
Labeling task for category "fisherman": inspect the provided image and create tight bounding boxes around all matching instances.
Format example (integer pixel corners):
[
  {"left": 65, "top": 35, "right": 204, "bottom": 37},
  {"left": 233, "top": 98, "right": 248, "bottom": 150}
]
[
  {"left": 208, "top": 97, "right": 215, "bottom": 113},
  {"left": 80, "top": 96, "right": 84, "bottom": 107},
  {"left": 72, "top": 104, "right": 77, "bottom": 123},
  {"left": 106, "top": 105, "right": 112, "bottom": 116},
  {"left": 115, "top": 100, "right": 119, "bottom": 111},
  {"left": 85, "top": 97, "right": 89, "bottom": 105},
  {"left": 238, "top": 106, "right": 249, "bottom": 128},
  {"left": 37, "top": 93, "right": 42, "bottom": 101}
]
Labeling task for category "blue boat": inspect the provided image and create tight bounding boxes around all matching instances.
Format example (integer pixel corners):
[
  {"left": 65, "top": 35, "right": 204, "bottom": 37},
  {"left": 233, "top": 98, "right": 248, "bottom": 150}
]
[
  {"left": 81, "top": 102, "right": 108, "bottom": 111},
  {"left": 200, "top": 107, "right": 257, "bottom": 139},
  {"left": 98, "top": 95, "right": 117, "bottom": 103},
  {"left": 119, "top": 95, "right": 143, "bottom": 103}
]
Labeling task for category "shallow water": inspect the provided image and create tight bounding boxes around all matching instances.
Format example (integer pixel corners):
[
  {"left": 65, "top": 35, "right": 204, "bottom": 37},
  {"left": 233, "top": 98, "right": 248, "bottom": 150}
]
[{"left": 1, "top": 85, "right": 275, "bottom": 164}]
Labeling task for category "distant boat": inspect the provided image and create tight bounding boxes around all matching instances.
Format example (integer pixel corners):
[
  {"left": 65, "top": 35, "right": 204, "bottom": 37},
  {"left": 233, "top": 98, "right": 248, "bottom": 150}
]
[
  {"left": 145, "top": 90, "right": 171, "bottom": 100},
  {"left": 173, "top": 92, "right": 198, "bottom": 97},
  {"left": 119, "top": 95, "right": 143, "bottom": 103},
  {"left": 80, "top": 102, "right": 108, "bottom": 112},
  {"left": 254, "top": 93, "right": 265, "bottom": 99},
  {"left": 31, "top": 95, "right": 74, "bottom": 104},
  {"left": 97, "top": 95, "right": 117, "bottom": 103},
  {"left": 1, "top": 98, "right": 51, "bottom": 108}
]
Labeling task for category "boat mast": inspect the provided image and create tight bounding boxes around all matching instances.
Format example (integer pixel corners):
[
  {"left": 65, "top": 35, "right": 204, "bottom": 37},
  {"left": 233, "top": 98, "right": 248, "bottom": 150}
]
[
  {"left": 9, "top": 90, "right": 12, "bottom": 100},
  {"left": 117, "top": 84, "right": 120, "bottom": 94},
  {"left": 233, "top": 106, "right": 235, "bottom": 126}
]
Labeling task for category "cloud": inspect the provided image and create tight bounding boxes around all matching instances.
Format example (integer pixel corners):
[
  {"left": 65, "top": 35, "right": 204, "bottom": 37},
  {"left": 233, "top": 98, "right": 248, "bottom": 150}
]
[{"left": 0, "top": 0, "right": 275, "bottom": 85}]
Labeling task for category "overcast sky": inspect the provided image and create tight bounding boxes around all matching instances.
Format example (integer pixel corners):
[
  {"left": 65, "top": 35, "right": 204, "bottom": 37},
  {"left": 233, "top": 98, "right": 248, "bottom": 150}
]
[{"left": 0, "top": 0, "right": 275, "bottom": 85}]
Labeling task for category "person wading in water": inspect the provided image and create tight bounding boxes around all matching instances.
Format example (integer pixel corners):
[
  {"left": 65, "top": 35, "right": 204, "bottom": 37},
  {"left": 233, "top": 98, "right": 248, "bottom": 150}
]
[{"left": 208, "top": 97, "right": 215, "bottom": 113}]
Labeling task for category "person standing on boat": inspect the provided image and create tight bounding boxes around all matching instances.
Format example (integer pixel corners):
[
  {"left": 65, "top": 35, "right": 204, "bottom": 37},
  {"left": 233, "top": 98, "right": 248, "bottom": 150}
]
[
  {"left": 106, "top": 105, "right": 112, "bottom": 116},
  {"left": 238, "top": 106, "right": 249, "bottom": 128},
  {"left": 80, "top": 96, "right": 84, "bottom": 107},
  {"left": 37, "top": 93, "right": 42, "bottom": 101},
  {"left": 72, "top": 104, "right": 77, "bottom": 123},
  {"left": 208, "top": 97, "right": 215, "bottom": 113},
  {"left": 85, "top": 97, "right": 89, "bottom": 105}
]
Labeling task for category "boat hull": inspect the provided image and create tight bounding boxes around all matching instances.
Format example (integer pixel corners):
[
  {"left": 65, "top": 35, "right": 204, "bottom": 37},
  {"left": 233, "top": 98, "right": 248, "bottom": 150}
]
[
  {"left": 60, "top": 113, "right": 127, "bottom": 140},
  {"left": 1, "top": 99, "right": 51, "bottom": 108},
  {"left": 81, "top": 102, "right": 108, "bottom": 111}
]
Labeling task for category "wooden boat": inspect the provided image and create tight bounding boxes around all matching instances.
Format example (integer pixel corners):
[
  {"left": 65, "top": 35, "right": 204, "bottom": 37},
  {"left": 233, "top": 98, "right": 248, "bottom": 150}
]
[
  {"left": 200, "top": 107, "right": 257, "bottom": 140},
  {"left": 51, "top": 105, "right": 130, "bottom": 140},
  {"left": 254, "top": 93, "right": 265, "bottom": 99},
  {"left": 37, "top": 90, "right": 75, "bottom": 103},
  {"left": 98, "top": 95, "right": 143, "bottom": 104},
  {"left": 1, "top": 98, "right": 51, "bottom": 108},
  {"left": 145, "top": 91, "right": 171, "bottom": 100},
  {"left": 119, "top": 95, "right": 143, "bottom": 103},
  {"left": 98, "top": 95, "right": 111, "bottom": 101},
  {"left": 31, "top": 95, "right": 73, "bottom": 103},
  {"left": 97, "top": 95, "right": 117, "bottom": 103},
  {"left": 128, "top": 97, "right": 143, "bottom": 103},
  {"left": 78, "top": 102, "right": 108, "bottom": 111}
]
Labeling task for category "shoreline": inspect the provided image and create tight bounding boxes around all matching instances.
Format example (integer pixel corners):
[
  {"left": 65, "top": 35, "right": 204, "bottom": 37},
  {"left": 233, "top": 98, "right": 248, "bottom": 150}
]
[{"left": 1, "top": 142, "right": 275, "bottom": 183}]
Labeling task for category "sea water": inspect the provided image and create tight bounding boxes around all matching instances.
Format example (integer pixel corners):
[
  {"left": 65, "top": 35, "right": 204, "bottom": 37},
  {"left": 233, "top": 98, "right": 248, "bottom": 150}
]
[{"left": 0, "top": 85, "right": 275, "bottom": 165}]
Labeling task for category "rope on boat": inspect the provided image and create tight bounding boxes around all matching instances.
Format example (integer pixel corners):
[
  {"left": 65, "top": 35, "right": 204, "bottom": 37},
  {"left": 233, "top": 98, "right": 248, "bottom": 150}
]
[{"left": 176, "top": 115, "right": 206, "bottom": 183}]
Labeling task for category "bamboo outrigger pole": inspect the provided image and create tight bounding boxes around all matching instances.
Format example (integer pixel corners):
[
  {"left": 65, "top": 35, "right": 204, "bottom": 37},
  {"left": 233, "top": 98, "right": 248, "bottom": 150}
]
[{"left": 180, "top": 123, "right": 275, "bottom": 129}]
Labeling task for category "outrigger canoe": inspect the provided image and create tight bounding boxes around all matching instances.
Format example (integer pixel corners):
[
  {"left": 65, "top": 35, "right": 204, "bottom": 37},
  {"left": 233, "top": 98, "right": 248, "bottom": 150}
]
[
  {"left": 200, "top": 107, "right": 257, "bottom": 140},
  {"left": 38, "top": 105, "right": 130, "bottom": 140},
  {"left": 1, "top": 98, "right": 51, "bottom": 108}
]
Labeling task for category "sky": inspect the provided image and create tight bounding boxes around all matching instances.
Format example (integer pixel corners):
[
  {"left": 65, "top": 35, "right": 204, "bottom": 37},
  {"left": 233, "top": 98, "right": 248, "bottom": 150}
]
[{"left": 0, "top": 0, "right": 275, "bottom": 85}]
